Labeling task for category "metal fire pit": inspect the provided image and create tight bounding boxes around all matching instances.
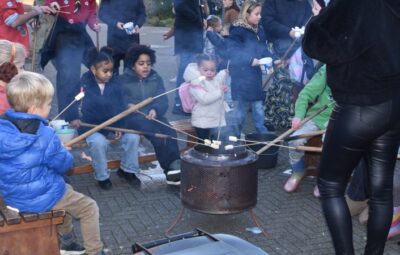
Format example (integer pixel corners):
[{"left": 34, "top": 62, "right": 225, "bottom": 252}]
[{"left": 180, "top": 145, "right": 258, "bottom": 214}]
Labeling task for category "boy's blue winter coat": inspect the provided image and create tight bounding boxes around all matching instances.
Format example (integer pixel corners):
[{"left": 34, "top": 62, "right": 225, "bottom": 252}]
[{"left": 0, "top": 110, "right": 73, "bottom": 213}]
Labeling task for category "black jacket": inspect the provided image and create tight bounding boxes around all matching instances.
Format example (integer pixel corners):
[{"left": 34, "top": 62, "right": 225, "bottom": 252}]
[
  {"left": 261, "top": 0, "right": 311, "bottom": 57},
  {"left": 75, "top": 71, "right": 126, "bottom": 136},
  {"left": 303, "top": 0, "right": 400, "bottom": 105},
  {"left": 99, "top": 0, "right": 146, "bottom": 54},
  {"left": 174, "top": 0, "right": 204, "bottom": 54}
]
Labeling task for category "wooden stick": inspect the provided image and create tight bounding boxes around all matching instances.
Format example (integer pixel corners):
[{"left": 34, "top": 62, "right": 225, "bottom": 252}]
[
  {"left": 31, "top": 17, "right": 39, "bottom": 72},
  {"left": 256, "top": 104, "right": 329, "bottom": 155},
  {"left": 284, "top": 129, "right": 325, "bottom": 141},
  {"left": 65, "top": 98, "right": 153, "bottom": 146},
  {"left": 295, "top": 145, "right": 322, "bottom": 152},
  {"left": 80, "top": 122, "right": 204, "bottom": 146}
]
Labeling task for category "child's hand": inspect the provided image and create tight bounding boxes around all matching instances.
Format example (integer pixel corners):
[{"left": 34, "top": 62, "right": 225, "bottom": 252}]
[
  {"left": 221, "top": 84, "right": 228, "bottom": 92},
  {"left": 251, "top": 58, "right": 260, "bottom": 66},
  {"left": 70, "top": 119, "right": 81, "bottom": 128},
  {"left": 114, "top": 131, "right": 122, "bottom": 140},
  {"left": 36, "top": 5, "right": 56, "bottom": 14},
  {"left": 49, "top": 2, "right": 60, "bottom": 11},
  {"left": 92, "top": 23, "right": 101, "bottom": 32},
  {"left": 134, "top": 25, "right": 140, "bottom": 34},
  {"left": 291, "top": 117, "right": 302, "bottom": 130},
  {"left": 116, "top": 22, "right": 124, "bottom": 30},
  {"left": 146, "top": 109, "right": 157, "bottom": 120}
]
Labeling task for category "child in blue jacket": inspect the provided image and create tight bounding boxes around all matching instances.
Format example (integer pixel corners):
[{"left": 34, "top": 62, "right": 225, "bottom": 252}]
[{"left": 0, "top": 72, "right": 104, "bottom": 255}]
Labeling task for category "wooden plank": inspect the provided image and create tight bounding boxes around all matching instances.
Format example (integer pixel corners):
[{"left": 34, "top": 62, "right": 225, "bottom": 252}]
[
  {"left": 52, "top": 209, "right": 66, "bottom": 218},
  {"left": 38, "top": 211, "right": 53, "bottom": 220},
  {"left": 0, "top": 212, "right": 4, "bottom": 226},
  {"left": 0, "top": 206, "right": 21, "bottom": 225},
  {"left": 20, "top": 213, "right": 38, "bottom": 222}
]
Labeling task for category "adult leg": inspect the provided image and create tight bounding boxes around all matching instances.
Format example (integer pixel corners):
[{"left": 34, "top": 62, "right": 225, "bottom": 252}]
[
  {"left": 364, "top": 129, "right": 399, "bottom": 254},
  {"left": 251, "top": 100, "right": 268, "bottom": 133},
  {"left": 195, "top": 127, "right": 211, "bottom": 141},
  {"left": 235, "top": 99, "right": 248, "bottom": 134},
  {"left": 174, "top": 52, "right": 194, "bottom": 111},
  {"left": 54, "top": 33, "right": 84, "bottom": 116},
  {"left": 319, "top": 101, "right": 400, "bottom": 255},
  {"left": 112, "top": 53, "right": 125, "bottom": 76}
]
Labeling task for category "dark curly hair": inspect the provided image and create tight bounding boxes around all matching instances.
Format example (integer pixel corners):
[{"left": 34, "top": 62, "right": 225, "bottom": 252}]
[{"left": 125, "top": 44, "right": 156, "bottom": 68}]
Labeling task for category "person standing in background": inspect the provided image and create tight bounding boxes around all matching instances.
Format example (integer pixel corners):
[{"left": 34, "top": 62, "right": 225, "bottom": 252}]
[
  {"left": 99, "top": 0, "right": 146, "bottom": 75},
  {"left": 172, "top": 0, "right": 205, "bottom": 115},
  {"left": 0, "top": 0, "right": 54, "bottom": 54}
]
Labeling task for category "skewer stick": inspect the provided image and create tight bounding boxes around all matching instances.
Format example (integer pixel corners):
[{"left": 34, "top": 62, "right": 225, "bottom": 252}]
[
  {"left": 135, "top": 110, "right": 204, "bottom": 142},
  {"left": 95, "top": 3, "right": 100, "bottom": 51},
  {"left": 80, "top": 123, "right": 205, "bottom": 146},
  {"left": 66, "top": 98, "right": 153, "bottom": 147},
  {"left": 256, "top": 104, "right": 329, "bottom": 155},
  {"left": 228, "top": 141, "right": 322, "bottom": 152},
  {"left": 51, "top": 91, "right": 85, "bottom": 121},
  {"left": 65, "top": 86, "right": 183, "bottom": 147}
]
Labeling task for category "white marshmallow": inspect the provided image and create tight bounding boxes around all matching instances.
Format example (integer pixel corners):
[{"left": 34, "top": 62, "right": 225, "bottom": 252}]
[
  {"left": 212, "top": 140, "right": 221, "bottom": 145},
  {"left": 204, "top": 139, "right": 212, "bottom": 145},
  {"left": 229, "top": 136, "right": 238, "bottom": 142},
  {"left": 74, "top": 91, "right": 85, "bottom": 101},
  {"left": 225, "top": 144, "right": 234, "bottom": 150}
]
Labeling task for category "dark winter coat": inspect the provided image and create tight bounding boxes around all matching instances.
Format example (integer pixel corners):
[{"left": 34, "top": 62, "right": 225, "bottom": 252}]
[
  {"left": 76, "top": 71, "right": 126, "bottom": 136},
  {"left": 174, "top": 0, "right": 204, "bottom": 54},
  {"left": 99, "top": 0, "right": 146, "bottom": 54},
  {"left": 261, "top": 0, "right": 311, "bottom": 57},
  {"left": 227, "top": 22, "right": 272, "bottom": 102},
  {"left": 302, "top": 0, "right": 400, "bottom": 105},
  {"left": 116, "top": 69, "right": 168, "bottom": 118},
  {"left": 0, "top": 110, "right": 73, "bottom": 213}
]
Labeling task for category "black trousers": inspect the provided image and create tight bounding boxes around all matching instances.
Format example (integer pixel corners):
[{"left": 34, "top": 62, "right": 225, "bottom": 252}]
[{"left": 318, "top": 97, "right": 400, "bottom": 255}]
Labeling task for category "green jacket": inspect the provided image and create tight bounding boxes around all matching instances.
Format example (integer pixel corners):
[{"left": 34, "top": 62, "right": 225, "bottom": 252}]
[{"left": 294, "top": 65, "right": 335, "bottom": 129}]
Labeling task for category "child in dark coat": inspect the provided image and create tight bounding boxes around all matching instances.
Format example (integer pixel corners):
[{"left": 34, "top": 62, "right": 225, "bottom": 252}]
[
  {"left": 116, "top": 44, "right": 181, "bottom": 186},
  {"left": 68, "top": 47, "right": 140, "bottom": 190}
]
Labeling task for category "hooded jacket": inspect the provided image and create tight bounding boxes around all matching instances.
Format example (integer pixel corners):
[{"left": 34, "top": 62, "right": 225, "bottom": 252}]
[
  {"left": 0, "top": 110, "right": 73, "bottom": 213},
  {"left": 227, "top": 21, "right": 272, "bottom": 101},
  {"left": 184, "top": 63, "right": 226, "bottom": 128}
]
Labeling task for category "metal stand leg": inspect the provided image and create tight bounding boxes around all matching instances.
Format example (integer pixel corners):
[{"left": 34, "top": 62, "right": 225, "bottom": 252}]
[
  {"left": 249, "top": 209, "right": 268, "bottom": 237},
  {"left": 165, "top": 207, "right": 185, "bottom": 236}
]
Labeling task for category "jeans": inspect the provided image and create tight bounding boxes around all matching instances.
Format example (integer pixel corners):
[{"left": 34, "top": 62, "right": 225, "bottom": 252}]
[
  {"left": 236, "top": 100, "right": 268, "bottom": 134},
  {"left": 53, "top": 184, "right": 102, "bottom": 255},
  {"left": 175, "top": 52, "right": 196, "bottom": 105},
  {"left": 86, "top": 132, "right": 140, "bottom": 181},
  {"left": 288, "top": 120, "right": 319, "bottom": 175},
  {"left": 318, "top": 98, "right": 400, "bottom": 255},
  {"left": 54, "top": 32, "right": 85, "bottom": 117}
]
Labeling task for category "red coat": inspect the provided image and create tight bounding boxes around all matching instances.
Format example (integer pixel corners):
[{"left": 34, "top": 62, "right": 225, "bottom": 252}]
[
  {"left": 45, "top": 0, "right": 97, "bottom": 29},
  {"left": 0, "top": 0, "right": 30, "bottom": 53}
]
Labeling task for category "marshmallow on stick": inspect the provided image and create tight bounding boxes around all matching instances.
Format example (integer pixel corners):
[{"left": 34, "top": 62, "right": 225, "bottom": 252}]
[{"left": 52, "top": 91, "right": 85, "bottom": 121}]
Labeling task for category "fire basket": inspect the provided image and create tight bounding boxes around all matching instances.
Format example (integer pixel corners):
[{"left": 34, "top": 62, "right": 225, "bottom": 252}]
[{"left": 180, "top": 145, "right": 258, "bottom": 214}]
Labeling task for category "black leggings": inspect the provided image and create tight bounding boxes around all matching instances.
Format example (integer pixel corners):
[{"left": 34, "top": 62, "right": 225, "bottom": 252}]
[{"left": 318, "top": 98, "right": 400, "bottom": 255}]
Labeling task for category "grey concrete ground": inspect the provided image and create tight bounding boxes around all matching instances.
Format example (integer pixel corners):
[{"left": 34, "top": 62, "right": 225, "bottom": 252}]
[{"left": 42, "top": 26, "right": 400, "bottom": 255}]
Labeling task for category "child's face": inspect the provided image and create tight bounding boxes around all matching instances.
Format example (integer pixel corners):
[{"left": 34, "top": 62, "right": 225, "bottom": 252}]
[
  {"left": 247, "top": 6, "right": 262, "bottom": 26},
  {"left": 223, "top": 0, "right": 233, "bottom": 8},
  {"left": 214, "top": 23, "right": 223, "bottom": 33},
  {"left": 91, "top": 61, "right": 113, "bottom": 84},
  {"left": 199, "top": 60, "right": 217, "bottom": 81},
  {"left": 133, "top": 54, "right": 152, "bottom": 79}
]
